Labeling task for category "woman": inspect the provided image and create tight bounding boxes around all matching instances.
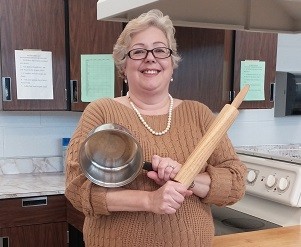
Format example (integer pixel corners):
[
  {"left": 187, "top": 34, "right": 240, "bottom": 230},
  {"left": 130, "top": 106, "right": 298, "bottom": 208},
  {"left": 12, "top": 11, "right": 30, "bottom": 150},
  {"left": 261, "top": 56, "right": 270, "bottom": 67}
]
[{"left": 65, "top": 9, "right": 247, "bottom": 247}]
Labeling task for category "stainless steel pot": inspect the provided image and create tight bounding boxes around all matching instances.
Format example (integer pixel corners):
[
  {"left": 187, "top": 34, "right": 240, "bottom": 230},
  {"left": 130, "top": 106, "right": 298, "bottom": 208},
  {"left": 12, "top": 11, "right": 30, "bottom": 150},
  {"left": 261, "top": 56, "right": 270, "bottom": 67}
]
[{"left": 79, "top": 123, "right": 151, "bottom": 187}]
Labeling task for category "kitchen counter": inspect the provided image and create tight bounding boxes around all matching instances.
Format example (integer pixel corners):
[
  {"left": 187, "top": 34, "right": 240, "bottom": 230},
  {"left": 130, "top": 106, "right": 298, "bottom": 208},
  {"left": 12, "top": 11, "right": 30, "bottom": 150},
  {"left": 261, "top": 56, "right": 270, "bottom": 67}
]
[
  {"left": 0, "top": 172, "right": 65, "bottom": 199},
  {"left": 235, "top": 143, "right": 301, "bottom": 164},
  {"left": 213, "top": 225, "right": 301, "bottom": 247},
  {"left": 1, "top": 172, "right": 301, "bottom": 247}
]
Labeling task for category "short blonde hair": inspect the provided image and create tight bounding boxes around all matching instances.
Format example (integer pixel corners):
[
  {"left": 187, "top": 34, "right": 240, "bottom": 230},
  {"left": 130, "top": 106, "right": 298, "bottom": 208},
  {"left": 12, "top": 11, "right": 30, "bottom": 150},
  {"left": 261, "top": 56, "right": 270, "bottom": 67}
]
[{"left": 112, "top": 9, "right": 181, "bottom": 79}]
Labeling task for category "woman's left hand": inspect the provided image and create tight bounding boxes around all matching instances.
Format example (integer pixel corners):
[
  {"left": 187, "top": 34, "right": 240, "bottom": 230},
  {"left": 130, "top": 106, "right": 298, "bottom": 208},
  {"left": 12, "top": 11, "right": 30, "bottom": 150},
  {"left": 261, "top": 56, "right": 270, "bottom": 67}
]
[{"left": 146, "top": 155, "right": 182, "bottom": 186}]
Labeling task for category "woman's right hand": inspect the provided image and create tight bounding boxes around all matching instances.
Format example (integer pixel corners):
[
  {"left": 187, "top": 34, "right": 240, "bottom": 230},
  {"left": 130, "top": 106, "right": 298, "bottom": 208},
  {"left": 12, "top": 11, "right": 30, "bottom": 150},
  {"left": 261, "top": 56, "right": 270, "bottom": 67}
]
[
  {"left": 147, "top": 155, "right": 182, "bottom": 186},
  {"left": 147, "top": 180, "right": 193, "bottom": 214}
]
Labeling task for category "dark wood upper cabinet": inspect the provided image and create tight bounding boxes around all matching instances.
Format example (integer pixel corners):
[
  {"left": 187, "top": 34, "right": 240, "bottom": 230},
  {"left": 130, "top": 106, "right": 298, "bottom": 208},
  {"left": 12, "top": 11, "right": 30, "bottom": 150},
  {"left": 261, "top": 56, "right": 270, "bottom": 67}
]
[
  {"left": 171, "top": 27, "right": 234, "bottom": 112},
  {"left": 233, "top": 31, "right": 278, "bottom": 109},
  {"left": 68, "top": 0, "right": 123, "bottom": 111},
  {"left": 170, "top": 28, "right": 277, "bottom": 111},
  {"left": 0, "top": 0, "right": 68, "bottom": 111},
  {"left": 0, "top": 0, "right": 277, "bottom": 112}
]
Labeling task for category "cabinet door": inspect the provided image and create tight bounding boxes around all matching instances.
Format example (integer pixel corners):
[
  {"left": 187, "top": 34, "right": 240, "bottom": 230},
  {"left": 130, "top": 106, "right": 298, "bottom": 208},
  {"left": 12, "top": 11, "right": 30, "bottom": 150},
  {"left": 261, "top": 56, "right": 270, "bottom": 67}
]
[
  {"left": 233, "top": 31, "right": 278, "bottom": 109},
  {"left": 66, "top": 200, "right": 84, "bottom": 232},
  {"left": 0, "top": 222, "right": 68, "bottom": 247},
  {"left": 68, "top": 0, "right": 123, "bottom": 111},
  {"left": 0, "top": 0, "right": 67, "bottom": 110},
  {"left": 66, "top": 200, "right": 85, "bottom": 246},
  {"left": 68, "top": 224, "right": 85, "bottom": 247},
  {"left": 171, "top": 27, "right": 234, "bottom": 112},
  {"left": 0, "top": 195, "right": 67, "bottom": 246}
]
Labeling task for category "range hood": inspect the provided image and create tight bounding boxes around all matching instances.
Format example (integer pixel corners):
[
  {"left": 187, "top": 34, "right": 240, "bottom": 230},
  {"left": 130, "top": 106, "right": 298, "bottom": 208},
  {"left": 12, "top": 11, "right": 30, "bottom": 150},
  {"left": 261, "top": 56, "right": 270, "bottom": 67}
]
[{"left": 97, "top": 0, "right": 301, "bottom": 33}]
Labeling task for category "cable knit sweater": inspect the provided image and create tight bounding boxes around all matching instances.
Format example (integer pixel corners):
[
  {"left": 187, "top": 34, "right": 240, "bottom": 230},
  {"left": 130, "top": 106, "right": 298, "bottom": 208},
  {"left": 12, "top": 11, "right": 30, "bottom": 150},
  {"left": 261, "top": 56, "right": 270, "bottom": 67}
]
[{"left": 65, "top": 98, "right": 247, "bottom": 247}]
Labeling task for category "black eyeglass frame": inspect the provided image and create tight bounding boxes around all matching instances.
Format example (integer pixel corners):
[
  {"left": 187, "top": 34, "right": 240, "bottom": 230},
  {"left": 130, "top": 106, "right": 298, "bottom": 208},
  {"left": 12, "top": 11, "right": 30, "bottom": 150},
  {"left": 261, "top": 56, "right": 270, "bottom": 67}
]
[{"left": 125, "top": 47, "right": 173, "bottom": 60}]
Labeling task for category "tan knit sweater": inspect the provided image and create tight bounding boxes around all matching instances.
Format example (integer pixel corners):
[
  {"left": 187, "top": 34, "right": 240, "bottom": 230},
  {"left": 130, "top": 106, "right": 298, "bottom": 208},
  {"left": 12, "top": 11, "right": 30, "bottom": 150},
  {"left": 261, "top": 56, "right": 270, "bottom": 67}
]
[{"left": 65, "top": 98, "right": 246, "bottom": 247}]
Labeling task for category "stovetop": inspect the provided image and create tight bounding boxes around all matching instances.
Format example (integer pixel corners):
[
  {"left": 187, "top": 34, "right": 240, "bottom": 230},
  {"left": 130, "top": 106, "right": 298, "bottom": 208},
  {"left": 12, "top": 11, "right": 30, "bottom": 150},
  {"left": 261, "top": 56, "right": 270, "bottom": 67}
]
[
  {"left": 221, "top": 144, "right": 301, "bottom": 227},
  {"left": 235, "top": 144, "right": 301, "bottom": 164},
  {"left": 235, "top": 144, "right": 301, "bottom": 207}
]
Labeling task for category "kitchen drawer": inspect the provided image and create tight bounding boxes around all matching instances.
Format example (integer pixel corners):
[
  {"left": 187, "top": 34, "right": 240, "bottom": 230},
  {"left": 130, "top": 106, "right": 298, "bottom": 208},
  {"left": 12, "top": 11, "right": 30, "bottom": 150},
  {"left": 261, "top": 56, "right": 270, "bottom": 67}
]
[{"left": 0, "top": 195, "right": 66, "bottom": 228}]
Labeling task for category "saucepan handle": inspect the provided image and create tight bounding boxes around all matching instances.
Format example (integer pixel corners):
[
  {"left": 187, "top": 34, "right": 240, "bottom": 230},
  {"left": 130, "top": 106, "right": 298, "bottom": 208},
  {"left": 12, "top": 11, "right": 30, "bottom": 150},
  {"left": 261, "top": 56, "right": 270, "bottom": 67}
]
[{"left": 142, "top": 161, "right": 153, "bottom": 171}]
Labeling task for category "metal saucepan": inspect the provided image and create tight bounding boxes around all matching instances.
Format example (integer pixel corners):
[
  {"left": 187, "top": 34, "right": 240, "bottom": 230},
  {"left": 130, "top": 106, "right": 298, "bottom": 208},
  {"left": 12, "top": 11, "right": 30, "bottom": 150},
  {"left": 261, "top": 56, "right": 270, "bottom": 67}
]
[{"left": 79, "top": 123, "right": 152, "bottom": 187}]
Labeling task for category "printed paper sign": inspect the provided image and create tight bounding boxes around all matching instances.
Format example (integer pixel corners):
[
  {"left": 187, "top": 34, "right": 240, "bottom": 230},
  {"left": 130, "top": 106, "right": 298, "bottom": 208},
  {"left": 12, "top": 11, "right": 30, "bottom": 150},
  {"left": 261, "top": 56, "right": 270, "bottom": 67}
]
[
  {"left": 240, "top": 60, "right": 265, "bottom": 101},
  {"left": 15, "top": 50, "right": 53, "bottom": 100},
  {"left": 81, "top": 54, "right": 115, "bottom": 102}
]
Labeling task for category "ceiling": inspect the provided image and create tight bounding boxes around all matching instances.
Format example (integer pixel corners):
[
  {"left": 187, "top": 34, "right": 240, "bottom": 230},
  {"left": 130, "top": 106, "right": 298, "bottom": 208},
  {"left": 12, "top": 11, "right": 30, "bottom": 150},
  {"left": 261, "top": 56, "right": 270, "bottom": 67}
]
[{"left": 97, "top": 0, "right": 301, "bottom": 33}]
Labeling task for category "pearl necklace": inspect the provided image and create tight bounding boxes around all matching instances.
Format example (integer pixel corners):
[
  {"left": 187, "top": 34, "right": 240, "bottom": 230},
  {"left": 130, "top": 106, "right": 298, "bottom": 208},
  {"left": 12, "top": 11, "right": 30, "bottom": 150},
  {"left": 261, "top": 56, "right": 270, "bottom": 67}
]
[{"left": 127, "top": 93, "right": 173, "bottom": 136}]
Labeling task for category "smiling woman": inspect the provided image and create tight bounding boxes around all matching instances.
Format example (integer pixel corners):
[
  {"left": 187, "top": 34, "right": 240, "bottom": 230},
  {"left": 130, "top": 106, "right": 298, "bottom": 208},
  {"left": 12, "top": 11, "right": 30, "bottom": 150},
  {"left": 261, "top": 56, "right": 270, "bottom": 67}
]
[
  {"left": 118, "top": 25, "right": 175, "bottom": 101},
  {"left": 65, "top": 9, "right": 247, "bottom": 247}
]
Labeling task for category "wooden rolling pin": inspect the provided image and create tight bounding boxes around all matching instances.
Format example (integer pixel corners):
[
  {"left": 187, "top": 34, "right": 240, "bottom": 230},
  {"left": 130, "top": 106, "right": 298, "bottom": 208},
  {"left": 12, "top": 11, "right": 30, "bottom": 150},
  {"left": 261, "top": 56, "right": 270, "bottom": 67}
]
[{"left": 174, "top": 85, "right": 250, "bottom": 188}]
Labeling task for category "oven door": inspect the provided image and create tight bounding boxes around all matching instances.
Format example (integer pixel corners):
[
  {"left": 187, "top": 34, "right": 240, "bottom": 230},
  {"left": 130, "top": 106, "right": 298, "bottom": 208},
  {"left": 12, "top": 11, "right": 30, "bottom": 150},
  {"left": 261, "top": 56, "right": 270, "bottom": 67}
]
[{"left": 211, "top": 205, "right": 281, "bottom": 236}]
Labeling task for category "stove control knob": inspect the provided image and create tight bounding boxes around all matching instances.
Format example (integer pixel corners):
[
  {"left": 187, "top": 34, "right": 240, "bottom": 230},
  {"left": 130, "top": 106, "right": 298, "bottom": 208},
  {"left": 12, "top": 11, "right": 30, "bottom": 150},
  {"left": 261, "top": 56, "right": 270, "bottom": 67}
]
[
  {"left": 266, "top": 175, "right": 276, "bottom": 188},
  {"left": 247, "top": 170, "right": 257, "bottom": 183},
  {"left": 278, "top": 177, "right": 289, "bottom": 191}
]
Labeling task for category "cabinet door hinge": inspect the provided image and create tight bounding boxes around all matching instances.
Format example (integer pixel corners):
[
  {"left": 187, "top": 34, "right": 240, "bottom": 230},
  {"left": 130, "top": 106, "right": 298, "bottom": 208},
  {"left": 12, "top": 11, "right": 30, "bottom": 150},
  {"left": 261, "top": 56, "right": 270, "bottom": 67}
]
[
  {"left": 0, "top": 236, "right": 9, "bottom": 247},
  {"left": 270, "top": 83, "right": 275, "bottom": 102},
  {"left": 2, "top": 77, "right": 12, "bottom": 101},
  {"left": 70, "top": 80, "right": 78, "bottom": 103},
  {"left": 67, "top": 230, "right": 69, "bottom": 244},
  {"left": 229, "top": 90, "right": 236, "bottom": 102},
  {"left": 65, "top": 88, "right": 68, "bottom": 101}
]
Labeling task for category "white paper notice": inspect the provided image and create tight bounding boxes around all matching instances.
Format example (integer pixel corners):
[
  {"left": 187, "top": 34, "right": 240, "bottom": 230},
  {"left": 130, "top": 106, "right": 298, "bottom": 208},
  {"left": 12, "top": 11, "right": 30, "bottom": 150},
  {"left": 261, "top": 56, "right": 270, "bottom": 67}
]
[{"left": 15, "top": 50, "right": 54, "bottom": 99}]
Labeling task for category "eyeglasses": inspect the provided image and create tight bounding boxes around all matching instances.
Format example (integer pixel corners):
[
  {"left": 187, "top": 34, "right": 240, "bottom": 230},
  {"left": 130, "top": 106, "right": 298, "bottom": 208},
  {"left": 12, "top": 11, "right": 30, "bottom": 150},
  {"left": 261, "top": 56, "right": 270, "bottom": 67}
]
[{"left": 126, "top": 47, "right": 173, "bottom": 60}]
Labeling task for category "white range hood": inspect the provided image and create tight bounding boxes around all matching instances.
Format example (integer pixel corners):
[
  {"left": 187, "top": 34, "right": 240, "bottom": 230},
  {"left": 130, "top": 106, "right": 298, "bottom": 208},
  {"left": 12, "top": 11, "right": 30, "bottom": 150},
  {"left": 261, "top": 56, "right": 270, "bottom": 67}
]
[{"left": 97, "top": 0, "right": 301, "bottom": 33}]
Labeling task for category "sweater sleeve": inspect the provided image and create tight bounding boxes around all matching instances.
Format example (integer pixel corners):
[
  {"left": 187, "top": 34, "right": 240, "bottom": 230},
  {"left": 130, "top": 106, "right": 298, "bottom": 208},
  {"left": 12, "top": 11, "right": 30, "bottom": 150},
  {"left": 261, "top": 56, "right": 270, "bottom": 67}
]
[
  {"left": 64, "top": 100, "right": 111, "bottom": 216},
  {"left": 196, "top": 103, "right": 247, "bottom": 206},
  {"left": 201, "top": 135, "right": 247, "bottom": 206}
]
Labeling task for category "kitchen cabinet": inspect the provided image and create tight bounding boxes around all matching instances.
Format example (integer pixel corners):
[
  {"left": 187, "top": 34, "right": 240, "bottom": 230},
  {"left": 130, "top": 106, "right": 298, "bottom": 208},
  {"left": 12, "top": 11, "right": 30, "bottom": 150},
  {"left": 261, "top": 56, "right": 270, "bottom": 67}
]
[
  {"left": 66, "top": 200, "right": 85, "bottom": 247},
  {"left": 0, "top": 0, "right": 276, "bottom": 112},
  {"left": 68, "top": 224, "right": 85, "bottom": 247},
  {"left": 171, "top": 27, "right": 234, "bottom": 112},
  {"left": 0, "top": 0, "right": 68, "bottom": 111},
  {"left": 0, "top": 223, "right": 67, "bottom": 247},
  {"left": 0, "top": 195, "right": 67, "bottom": 247},
  {"left": 66, "top": 200, "right": 84, "bottom": 232},
  {"left": 170, "top": 27, "right": 277, "bottom": 112},
  {"left": 233, "top": 30, "right": 278, "bottom": 109},
  {"left": 68, "top": 0, "right": 123, "bottom": 111}
]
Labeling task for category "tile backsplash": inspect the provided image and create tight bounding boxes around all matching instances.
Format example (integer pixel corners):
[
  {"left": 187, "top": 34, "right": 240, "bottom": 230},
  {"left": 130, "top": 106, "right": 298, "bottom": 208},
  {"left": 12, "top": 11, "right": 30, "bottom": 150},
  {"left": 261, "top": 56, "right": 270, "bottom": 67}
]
[
  {"left": 0, "top": 156, "right": 63, "bottom": 175},
  {"left": 0, "top": 111, "right": 81, "bottom": 158}
]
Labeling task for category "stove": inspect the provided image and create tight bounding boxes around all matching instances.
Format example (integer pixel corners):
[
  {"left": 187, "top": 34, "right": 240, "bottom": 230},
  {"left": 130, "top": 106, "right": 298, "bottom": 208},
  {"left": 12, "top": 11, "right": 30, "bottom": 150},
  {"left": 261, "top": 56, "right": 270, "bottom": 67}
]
[{"left": 212, "top": 144, "right": 301, "bottom": 235}]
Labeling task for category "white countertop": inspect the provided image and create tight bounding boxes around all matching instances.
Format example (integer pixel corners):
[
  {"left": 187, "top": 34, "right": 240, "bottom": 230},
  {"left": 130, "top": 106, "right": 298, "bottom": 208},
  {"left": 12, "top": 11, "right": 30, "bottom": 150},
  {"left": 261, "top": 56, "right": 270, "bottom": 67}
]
[
  {"left": 235, "top": 144, "right": 301, "bottom": 164},
  {"left": 0, "top": 172, "right": 65, "bottom": 199}
]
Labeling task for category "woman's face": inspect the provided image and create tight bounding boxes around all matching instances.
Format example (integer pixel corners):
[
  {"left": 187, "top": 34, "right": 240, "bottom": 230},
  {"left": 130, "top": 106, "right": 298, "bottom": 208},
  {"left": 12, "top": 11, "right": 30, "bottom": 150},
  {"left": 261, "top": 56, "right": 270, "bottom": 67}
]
[{"left": 124, "top": 26, "right": 173, "bottom": 95}]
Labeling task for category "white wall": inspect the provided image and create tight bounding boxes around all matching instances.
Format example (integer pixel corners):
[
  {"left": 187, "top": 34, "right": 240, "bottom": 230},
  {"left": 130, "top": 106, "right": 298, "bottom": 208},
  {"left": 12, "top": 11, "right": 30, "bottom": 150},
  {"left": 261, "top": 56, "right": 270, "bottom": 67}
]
[
  {"left": 228, "top": 33, "right": 301, "bottom": 146},
  {"left": 229, "top": 108, "right": 301, "bottom": 146},
  {"left": 0, "top": 111, "right": 81, "bottom": 158},
  {"left": 276, "top": 34, "right": 301, "bottom": 73},
  {"left": 0, "top": 33, "right": 301, "bottom": 158}
]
